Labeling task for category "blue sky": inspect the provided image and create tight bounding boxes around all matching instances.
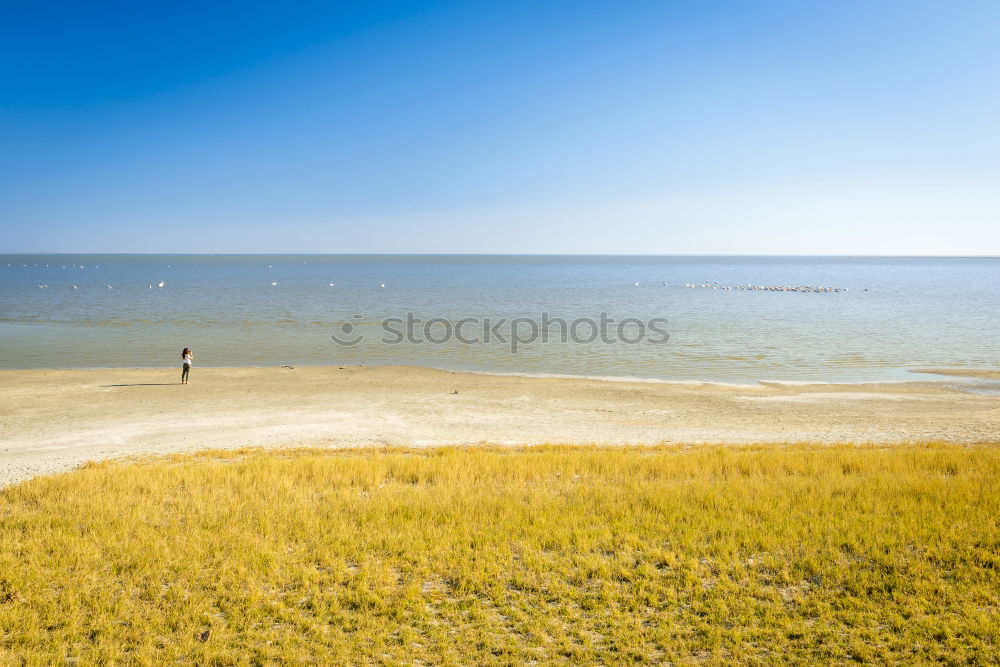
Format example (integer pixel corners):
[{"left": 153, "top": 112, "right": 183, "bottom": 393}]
[{"left": 2, "top": 1, "right": 998, "bottom": 254}]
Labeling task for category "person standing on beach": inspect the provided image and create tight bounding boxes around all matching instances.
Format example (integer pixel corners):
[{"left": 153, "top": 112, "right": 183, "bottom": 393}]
[{"left": 181, "top": 348, "right": 193, "bottom": 384}]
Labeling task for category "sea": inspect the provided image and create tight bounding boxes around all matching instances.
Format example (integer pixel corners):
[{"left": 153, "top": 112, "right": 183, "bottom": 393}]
[{"left": 1, "top": 254, "right": 998, "bottom": 384}]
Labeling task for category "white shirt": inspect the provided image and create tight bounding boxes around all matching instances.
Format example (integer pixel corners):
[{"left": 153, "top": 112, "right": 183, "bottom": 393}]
[{"left": 183, "top": 353, "right": 192, "bottom": 366}]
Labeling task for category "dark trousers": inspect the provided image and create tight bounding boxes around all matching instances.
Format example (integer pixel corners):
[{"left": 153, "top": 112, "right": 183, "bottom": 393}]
[{"left": 181, "top": 364, "right": 190, "bottom": 383}]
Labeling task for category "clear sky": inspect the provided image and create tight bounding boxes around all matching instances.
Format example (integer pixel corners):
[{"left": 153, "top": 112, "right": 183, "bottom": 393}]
[{"left": 2, "top": 1, "right": 998, "bottom": 254}]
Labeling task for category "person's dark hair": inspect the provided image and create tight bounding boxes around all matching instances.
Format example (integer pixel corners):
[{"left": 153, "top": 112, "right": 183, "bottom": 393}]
[{"left": 182, "top": 347, "right": 191, "bottom": 359}]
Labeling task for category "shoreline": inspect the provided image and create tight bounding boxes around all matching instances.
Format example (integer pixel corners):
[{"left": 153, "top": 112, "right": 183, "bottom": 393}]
[
  {"left": 2, "top": 364, "right": 999, "bottom": 488},
  {"left": 909, "top": 367, "right": 1000, "bottom": 380},
  {"left": 1, "top": 361, "right": 993, "bottom": 388}
]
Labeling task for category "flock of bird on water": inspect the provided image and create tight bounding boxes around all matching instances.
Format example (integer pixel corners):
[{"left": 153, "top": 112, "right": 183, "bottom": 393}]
[
  {"left": 13, "top": 263, "right": 852, "bottom": 293},
  {"left": 680, "top": 282, "right": 848, "bottom": 292}
]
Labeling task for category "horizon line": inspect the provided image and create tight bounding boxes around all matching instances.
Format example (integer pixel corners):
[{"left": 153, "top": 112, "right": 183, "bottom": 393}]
[{"left": 2, "top": 251, "right": 999, "bottom": 259}]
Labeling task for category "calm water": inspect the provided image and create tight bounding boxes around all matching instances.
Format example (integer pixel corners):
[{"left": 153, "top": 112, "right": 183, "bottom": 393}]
[{"left": 1, "top": 254, "right": 998, "bottom": 383}]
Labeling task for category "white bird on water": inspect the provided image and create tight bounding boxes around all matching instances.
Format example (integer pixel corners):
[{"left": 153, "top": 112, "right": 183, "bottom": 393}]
[
  {"left": 380, "top": 283, "right": 386, "bottom": 288},
  {"left": 157, "top": 281, "right": 165, "bottom": 288},
  {"left": 72, "top": 285, "right": 78, "bottom": 290},
  {"left": 633, "top": 282, "right": 640, "bottom": 287},
  {"left": 272, "top": 281, "right": 278, "bottom": 286}
]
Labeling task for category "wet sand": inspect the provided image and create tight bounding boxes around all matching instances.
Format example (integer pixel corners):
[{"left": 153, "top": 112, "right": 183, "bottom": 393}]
[
  {"left": 911, "top": 368, "right": 1000, "bottom": 380},
  {"left": 2, "top": 365, "right": 999, "bottom": 487}
]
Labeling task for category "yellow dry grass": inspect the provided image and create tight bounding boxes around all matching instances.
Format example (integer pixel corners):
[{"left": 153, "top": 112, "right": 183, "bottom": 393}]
[{"left": 1, "top": 443, "right": 998, "bottom": 665}]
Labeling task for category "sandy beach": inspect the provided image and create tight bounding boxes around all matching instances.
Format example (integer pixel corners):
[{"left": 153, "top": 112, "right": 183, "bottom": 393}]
[{"left": 0, "top": 365, "right": 997, "bottom": 487}]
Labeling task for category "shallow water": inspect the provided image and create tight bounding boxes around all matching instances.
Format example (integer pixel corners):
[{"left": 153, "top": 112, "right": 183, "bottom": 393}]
[{"left": 1, "top": 254, "right": 997, "bottom": 383}]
